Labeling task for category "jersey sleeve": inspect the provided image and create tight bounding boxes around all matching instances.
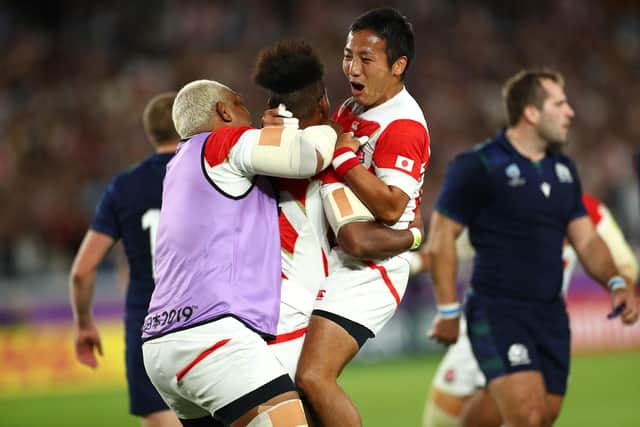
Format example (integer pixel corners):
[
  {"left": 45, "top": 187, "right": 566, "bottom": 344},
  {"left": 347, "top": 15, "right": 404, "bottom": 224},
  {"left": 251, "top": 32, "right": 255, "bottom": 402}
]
[
  {"left": 371, "top": 119, "right": 430, "bottom": 197},
  {"left": 435, "top": 152, "right": 491, "bottom": 226},
  {"left": 90, "top": 177, "right": 121, "bottom": 239}
]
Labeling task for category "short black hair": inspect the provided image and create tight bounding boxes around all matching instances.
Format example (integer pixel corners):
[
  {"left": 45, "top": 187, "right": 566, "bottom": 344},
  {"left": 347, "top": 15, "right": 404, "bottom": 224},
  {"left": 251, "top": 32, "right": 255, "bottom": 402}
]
[
  {"left": 350, "top": 7, "right": 415, "bottom": 79},
  {"left": 252, "top": 40, "right": 325, "bottom": 120}
]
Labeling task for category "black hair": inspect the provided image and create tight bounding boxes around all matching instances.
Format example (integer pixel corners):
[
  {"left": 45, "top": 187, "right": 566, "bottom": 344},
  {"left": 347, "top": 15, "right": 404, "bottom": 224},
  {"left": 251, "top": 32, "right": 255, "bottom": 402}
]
[
  {"left": 350, "top": 7, "right": 415, "bottom": 79},
  {"left": 252, "top": 40, "right": 325, "bottom": 120}
]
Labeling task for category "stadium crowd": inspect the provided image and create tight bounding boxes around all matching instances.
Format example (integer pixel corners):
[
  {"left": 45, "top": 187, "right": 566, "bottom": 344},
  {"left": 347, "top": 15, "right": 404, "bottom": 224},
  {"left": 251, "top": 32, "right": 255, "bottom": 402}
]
[{"left": 1, "top": 0, "right": 639, "bottom": 279}]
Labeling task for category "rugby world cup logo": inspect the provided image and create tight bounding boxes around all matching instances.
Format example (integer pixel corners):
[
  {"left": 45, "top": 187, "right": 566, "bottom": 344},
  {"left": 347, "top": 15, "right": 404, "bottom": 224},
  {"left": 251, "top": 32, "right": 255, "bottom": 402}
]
[{"left": 505, "top": 163, "right": 526, "bottom": 187}]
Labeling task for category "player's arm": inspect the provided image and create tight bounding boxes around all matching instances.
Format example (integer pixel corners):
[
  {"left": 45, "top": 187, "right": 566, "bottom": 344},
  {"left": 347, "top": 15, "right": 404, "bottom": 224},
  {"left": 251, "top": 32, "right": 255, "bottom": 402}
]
[
  {"left": 426, "top": 211, "right": 465, "bottom": 343},
  {"left": 337, "top": 207, "right": 423, "bottom": 259},
  {"left": 69, "top": 230, "right": 114, "bottom": 368},
  {"left": 234, "top": 125, "right": 339, "bottom": 178},
  {"left": 427, "top": 152, "right": 490, "bottom": 343},
  {"left": 332, "top": 121, "right": 428, "bottom": 225},
  {"left": 596, "top": 204, "right": 638, "bottom": 284},
  {"left": 568, "top": 216, "right": 638, "bottom": 325}
]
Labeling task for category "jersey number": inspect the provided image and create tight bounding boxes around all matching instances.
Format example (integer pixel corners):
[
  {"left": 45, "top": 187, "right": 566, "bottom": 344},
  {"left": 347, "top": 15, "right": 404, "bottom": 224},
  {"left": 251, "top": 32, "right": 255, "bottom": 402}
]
[{"left": 142, "top": 209, "right": 160, "bottom": 280}]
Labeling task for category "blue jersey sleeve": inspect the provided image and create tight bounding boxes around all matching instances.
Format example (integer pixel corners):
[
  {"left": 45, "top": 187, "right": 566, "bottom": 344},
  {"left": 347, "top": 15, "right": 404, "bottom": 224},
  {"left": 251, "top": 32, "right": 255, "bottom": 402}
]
[
  {"left": 435, "top": 152, "right": 492, "bottom": 225},
  {"left": 91, "top": 177, "right": 121, "bottom": 239}
]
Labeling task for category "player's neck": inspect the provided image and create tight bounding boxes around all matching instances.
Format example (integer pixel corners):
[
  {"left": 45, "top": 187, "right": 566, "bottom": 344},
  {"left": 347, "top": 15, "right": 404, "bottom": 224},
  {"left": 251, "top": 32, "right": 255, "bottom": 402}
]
[
  {"left": 505, "top": 127, "right": 547, "bottom": 162},
  {"left": 156, "top": 141, "right": 179, "bottom": 154}
]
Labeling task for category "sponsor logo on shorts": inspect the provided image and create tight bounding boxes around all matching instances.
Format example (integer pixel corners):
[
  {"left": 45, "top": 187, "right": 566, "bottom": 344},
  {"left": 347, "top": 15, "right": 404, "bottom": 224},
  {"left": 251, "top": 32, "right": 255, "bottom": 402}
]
[
  {"left": 143, "top": 305, "right": 197, "bottom": 332},
  {"left": 507, "top": 343, "right": 531, "bottom": 366},
  {"left": 316, "top": 289, "right": 326, "bottom": 300},
  {"left": 444, "top": 368, "right": 456, "bottom": 383}
]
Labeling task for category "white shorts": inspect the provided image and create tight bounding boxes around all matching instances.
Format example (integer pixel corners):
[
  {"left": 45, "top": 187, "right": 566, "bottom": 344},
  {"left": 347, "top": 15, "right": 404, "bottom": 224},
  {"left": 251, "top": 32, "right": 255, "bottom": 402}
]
[
  {"left": 142, "top": 317, "right": 292, "bottom": 422},
  {"left": 432, "top": 318, "right": 486, "bottom": 396},
  {"left": 313, "top": 249, "right": 411, "bottom": 336},
  {"left": 268, "top": 301, "right": 310, "bottom": 380}
]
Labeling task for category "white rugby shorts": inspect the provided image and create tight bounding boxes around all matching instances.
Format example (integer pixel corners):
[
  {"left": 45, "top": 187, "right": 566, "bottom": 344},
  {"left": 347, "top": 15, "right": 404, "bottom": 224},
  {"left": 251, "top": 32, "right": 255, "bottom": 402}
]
[
  {"left": 142, "top": 317, "right": 290, "bottom": 420},
  {"left": 268, "top": 301, "right": 310, "bottom": 380},
  {"left": 313, "top": 249, "right": 411, "bottom": 336},
  {"left": 432, "top": 317, "right": 486, "bottom": 396}
]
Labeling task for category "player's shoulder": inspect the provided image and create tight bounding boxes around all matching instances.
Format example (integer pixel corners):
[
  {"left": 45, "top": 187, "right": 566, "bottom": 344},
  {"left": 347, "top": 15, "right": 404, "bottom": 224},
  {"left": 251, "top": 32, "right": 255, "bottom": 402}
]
[
  {"left": 382, "top": 88, "right": 427, "bottom": 128},
  {"left": 454, "top": 135, "right": 506, "bottom": 172}
]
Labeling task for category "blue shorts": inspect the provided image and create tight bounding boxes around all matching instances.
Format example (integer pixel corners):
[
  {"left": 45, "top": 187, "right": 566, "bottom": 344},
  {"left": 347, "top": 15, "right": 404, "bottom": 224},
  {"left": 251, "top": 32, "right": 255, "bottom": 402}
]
[
  {"left": 465, "top": 291, "right": 571, "bottom": 395},
  {"left": 125, "top": 309, "right": 169, "bottom": 416}
]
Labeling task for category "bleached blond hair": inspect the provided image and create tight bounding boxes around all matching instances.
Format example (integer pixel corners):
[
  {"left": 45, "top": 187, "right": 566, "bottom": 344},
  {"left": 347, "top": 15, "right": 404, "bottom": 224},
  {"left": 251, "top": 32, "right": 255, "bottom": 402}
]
[{"left": 172, "top": 79, "right": 232, "bottom": 138}]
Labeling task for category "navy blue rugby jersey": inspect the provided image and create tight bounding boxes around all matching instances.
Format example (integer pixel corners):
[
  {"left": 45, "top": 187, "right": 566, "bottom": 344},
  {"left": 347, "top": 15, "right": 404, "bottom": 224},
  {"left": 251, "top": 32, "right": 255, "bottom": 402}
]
[
  {"left": 91, "top": 153, "right": 173, "bottom": 311},
  {"left": 436, "top": 130, "right": 587, "bottom": 302}
]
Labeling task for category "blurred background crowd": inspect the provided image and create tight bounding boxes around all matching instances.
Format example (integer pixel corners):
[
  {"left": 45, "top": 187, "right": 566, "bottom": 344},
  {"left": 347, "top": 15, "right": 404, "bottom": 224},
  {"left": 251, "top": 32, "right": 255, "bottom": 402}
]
[{"left": 1, "top": 0, "right": 639, "bottom": 293}]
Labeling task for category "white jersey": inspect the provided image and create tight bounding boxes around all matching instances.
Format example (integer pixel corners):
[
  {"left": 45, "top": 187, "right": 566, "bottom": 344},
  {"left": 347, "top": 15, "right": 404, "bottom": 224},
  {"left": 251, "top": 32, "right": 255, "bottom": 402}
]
[{"left": 315, "top": 87, "right": 431, "bottom": 336}]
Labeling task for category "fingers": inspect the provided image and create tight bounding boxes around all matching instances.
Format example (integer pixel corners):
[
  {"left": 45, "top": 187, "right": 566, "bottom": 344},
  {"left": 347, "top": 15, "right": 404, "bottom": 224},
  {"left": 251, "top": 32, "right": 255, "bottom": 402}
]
[{"left": 76, "top": 343, "right": 98, "bottom": 368}]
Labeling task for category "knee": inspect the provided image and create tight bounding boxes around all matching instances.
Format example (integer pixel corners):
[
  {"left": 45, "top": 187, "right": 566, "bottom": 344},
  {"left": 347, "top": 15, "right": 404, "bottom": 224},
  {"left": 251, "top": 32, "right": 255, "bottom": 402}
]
[
  {"left": 522, "top": 406, "right": 548, "bottom": 427},
  {"left": 295, "top": 366, "right": 330, "bottom": 396}
]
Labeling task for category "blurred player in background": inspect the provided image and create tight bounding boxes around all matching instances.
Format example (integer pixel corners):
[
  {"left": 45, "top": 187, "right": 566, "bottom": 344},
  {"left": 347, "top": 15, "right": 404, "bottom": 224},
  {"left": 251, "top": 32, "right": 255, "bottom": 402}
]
[
  {"left": 69, "top": 92, "right": 181, "bottom": 427},
  {"left": 252, "top": 40, "right": 422, "bottom": 380},
  {"left": 427, "top": 68, "right": 638, "bottom": 427},
  {"left": 294, "top": 8, "right": 430, "bottom": 427},
  {"left": 141, "top": 79, "right": 347, "bottom": 427},
  {"left": 419, "top": 193, "right": 639, "bottom": 427}
]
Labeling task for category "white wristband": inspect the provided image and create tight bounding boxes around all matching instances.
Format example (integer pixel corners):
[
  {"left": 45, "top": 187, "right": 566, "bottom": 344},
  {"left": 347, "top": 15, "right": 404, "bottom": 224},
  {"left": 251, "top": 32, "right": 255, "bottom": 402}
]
[
  {"left": 409, "top": 227, "right": 422, "bottom": 251},
  {"left": 607, "top": 276, "right": 627, "bottom": 292},
  {"left": 437, "top": 302, "right": 461, "bottom": 319}
]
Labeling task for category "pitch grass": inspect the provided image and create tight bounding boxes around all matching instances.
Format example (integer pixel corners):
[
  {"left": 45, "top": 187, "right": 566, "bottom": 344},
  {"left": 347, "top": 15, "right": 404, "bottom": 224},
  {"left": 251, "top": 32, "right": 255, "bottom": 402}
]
[{"left": 1, "top": 351, "right": 638, "bottom": 426}]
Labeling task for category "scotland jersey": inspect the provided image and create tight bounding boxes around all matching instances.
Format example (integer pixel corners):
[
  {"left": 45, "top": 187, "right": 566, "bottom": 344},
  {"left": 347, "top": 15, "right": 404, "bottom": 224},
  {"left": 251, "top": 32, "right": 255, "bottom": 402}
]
[{"left": 436, "top": 130, "right": 587, "bottom": 302}]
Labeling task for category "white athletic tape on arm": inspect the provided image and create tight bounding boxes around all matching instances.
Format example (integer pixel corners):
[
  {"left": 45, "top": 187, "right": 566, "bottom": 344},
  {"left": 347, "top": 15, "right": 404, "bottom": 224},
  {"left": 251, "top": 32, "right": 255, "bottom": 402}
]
[
  {"left": 250, "top": 125, "right": 336, "bottom": 178},
  {"left": 409, "top": 227, "right": 423, "bottom": 250},
  {"left": 322, "top": 184, "right": 374, "bottom": 235}
]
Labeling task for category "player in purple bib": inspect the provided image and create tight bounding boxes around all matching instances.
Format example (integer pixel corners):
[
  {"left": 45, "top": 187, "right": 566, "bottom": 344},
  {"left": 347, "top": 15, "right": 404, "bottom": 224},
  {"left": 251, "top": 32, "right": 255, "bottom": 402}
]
[{"left": 142, "top": 79, "right": 345, "bottom": 427}]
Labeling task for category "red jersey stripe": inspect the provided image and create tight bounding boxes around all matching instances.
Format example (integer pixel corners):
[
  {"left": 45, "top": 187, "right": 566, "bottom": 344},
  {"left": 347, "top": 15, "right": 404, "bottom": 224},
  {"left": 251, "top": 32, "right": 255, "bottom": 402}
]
[
  {"left": 267, "top": 327, "right": 307, "bottom": 345},
  {"left": 364, "top": 261, "right": 401, "bottom": 306},
  {"left": 175, "top": 338, "right": 231, "bottom": 381}
]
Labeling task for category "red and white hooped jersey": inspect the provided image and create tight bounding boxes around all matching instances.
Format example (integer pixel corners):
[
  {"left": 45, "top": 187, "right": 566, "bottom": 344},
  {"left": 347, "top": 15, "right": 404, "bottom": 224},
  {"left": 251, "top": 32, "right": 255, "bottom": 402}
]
[
  {"left": 329, "top": 87, "right": 431, "bottom": 229},
  {"left": 276, "top": 177, "right": 330, "bottom": 317}
]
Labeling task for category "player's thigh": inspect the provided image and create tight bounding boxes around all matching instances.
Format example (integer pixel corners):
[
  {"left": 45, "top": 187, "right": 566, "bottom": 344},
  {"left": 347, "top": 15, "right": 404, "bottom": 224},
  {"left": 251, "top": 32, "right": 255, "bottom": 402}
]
[
  {"left": 143, "top": 318, "right": 295, "bottom": 424},
  {"left": 459, "top": 389, "right": 501, "bottom": 427},
  {"left": 297, "top": 314, "right": 360, "bottom": 380},
  {"left": 487, "top": 371, "right": 547, "bottom": 425},
  {"left": 546, "top": 393, "right": 564, "bottom": 424},
  {"left": 231, "top": 391, "right": 306, "bottom": 427}
]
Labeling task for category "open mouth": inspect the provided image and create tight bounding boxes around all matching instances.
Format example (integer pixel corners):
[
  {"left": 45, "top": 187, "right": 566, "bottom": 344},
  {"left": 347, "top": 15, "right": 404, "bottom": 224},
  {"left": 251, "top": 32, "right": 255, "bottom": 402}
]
[{"left": 350, "top": 82, "right": 365, "bottom": 96}]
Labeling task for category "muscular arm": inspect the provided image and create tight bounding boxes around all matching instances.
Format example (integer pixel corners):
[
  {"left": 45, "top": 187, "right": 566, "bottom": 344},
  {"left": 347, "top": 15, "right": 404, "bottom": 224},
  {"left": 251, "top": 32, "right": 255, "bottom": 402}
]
[
  {"left": 567, "top": 216, "right": 618, "bottom": 289},
  {"left": 337, "top": 221, "right": 414, "bottom": 259},
  {"left": 341, "top": 165, "right": 409, "bottom": 225},
  {"left": 69, "top": 230, "right": 114, "bottom": 367},
  {"left": 568, "top": 216, "right": 638, "bottom": 324},
  {"left": 425, "top": 212, "right": 465, "bottom": 307}
]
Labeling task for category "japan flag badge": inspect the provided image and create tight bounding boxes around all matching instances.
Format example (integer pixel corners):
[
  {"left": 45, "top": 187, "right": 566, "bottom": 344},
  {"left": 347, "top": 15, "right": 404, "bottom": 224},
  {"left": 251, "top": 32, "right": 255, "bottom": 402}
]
[{"left": 395, "top": 155, "right": 414, "bottom": 173}]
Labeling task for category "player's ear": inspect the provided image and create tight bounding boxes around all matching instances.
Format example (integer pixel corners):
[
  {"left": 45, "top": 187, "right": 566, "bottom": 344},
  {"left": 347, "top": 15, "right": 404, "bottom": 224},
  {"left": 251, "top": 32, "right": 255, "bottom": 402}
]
[
  {"left": 391, "top": 56, "right": 407, "bottom": 78},
  {"left": 215, "top": 101, "right": 233, "bottom": 123},
  {"left": 318, "top": 93, "right": 330, "bottom": 121},
  {"left": 522, "top": 104, "right": 540, "bottom": 125}
]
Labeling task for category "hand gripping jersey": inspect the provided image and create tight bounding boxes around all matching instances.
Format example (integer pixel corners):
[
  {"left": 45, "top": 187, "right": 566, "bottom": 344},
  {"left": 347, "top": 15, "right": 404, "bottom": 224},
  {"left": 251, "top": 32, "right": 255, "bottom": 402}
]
[{"left": 143, "top": 127, "right": 281, "bottom": 341}]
